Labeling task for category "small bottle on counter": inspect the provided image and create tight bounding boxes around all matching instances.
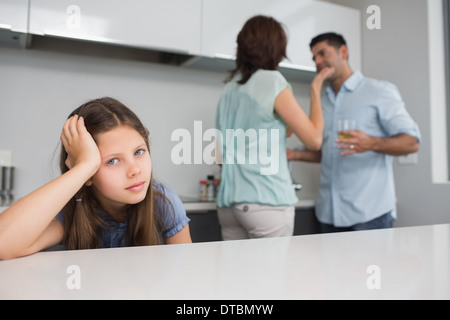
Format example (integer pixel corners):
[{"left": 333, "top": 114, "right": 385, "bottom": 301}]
[
  {"left": 199, "top": 180, "right": 207, "bottom": 201},
  {"left": 207, "top": 175, "right": 215, "bottom": 201}
]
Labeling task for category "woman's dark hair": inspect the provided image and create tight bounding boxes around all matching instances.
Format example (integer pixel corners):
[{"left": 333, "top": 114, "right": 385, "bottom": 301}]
[{"left": 226, "top": 15, "right": 288, "bottom": 84}]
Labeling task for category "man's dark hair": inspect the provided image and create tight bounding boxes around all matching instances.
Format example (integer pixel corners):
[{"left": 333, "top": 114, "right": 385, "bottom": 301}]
[{"left": 309, "top": 32, "right": 347, "bottom": 50}]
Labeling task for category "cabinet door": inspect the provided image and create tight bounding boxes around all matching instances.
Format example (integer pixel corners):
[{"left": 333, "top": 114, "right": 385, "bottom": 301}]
[
  {"left": 0, "top": 0, "right": 28, "bottom": 33},
  {"left": 202, "top": 0, "right": 361, "bottom": 71},
  {"left": 187, "top": 211, "right": 222, "bottom": 242},
  {"left": 294, "top": 208, "right": 320, "bottom": 235},
  {"left": 29, "top": 0, "right": 202, "bottom": 54}
]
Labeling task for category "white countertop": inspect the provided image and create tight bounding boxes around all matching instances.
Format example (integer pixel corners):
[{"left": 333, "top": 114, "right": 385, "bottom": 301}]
[{"left": 1, "top": 224, "right": 449, "bottom": 300}]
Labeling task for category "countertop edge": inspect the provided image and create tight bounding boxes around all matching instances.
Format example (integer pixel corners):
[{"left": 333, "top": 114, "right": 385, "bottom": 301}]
[
  {"left": 1, "top": 200, "right": 316, "bottom": 215},
  {"left": 183, "top": 199, "right": 315, "bottom": 213}
]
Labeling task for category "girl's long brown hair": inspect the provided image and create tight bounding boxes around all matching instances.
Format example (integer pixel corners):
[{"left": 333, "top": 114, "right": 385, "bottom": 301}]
[
  {"left": 226, "top": 15, "right": 288, "bottom": 85},
  {"left": 59, "top": 97, "right": 171, "bottom": 249}
]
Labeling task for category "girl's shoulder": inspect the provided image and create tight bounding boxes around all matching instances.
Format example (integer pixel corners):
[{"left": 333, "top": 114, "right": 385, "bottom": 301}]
[
  {"left": 152, "top": 180, "right": 190, "bottom": 239},
  {"left": 152, "top": 180, "right": 184, "bottom": 213},
  {"left": 153, "top": 180, "right": 175, "bottom": 197}
]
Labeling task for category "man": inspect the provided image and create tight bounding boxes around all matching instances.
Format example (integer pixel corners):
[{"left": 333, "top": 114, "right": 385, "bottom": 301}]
[{"left": 287, "top": 32, "right": 421, "bottom": 233}]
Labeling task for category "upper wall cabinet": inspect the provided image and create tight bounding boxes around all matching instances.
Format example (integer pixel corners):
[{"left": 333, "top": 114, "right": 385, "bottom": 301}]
[
  {"left": 0, "top": 0, "right": 29, "bottom": 47},
  {"left": 2, "top": 0, "right": 362, "bottom": 82},
  {"left": 0, "top": 0, "right": 28, "bottom": 33},
  {"left": 201, "top": 0, "right": 361, "bottom": 72},
  {"left": 28, "top": 0, "right": 202, "bottom": 55}
]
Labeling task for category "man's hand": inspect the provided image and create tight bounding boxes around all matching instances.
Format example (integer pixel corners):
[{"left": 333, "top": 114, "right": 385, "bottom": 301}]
[
  {"left": 336, "top": 130, "right": 374, "bottom": 156},
  {"left": 336, "top": 131, "right": 420, "bottom": 156}
]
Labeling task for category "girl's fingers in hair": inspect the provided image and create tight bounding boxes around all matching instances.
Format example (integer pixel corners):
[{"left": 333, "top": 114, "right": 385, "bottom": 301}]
[
  {"left": 60, "top": 114, "right": 100, "bottom": 172},
  {"left": 60, "top": 116, "right": 82, "bottom": 160},
  {"left": 62, "top": 115, "right": 76, "bottom": 142},
  {"left": 61, "top": 116, "right": 73, "bottom": 147},
  {"left": 68, "top": 114, "right": 80, "bottom": 138},
  {"left": 75, "top": 116, "right": 89, "bottom": 136}
]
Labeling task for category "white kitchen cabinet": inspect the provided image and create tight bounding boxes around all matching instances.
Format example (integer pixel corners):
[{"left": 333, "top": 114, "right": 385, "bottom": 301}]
[
  {"left": 0, "top": 0, "right": 28, "bottom": 33},
  {"left": 201, "top": 0, "right": 361, "bottom": 72},
  {"left": 28, "top": 0, "right": 202, "bottom": 54},
  {"left": 0, "top": 0, "right": 29, "bottom": 47}
]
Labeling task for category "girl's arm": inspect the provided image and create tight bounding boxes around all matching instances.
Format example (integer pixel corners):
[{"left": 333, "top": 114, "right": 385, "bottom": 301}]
[
  {"left": 164, "top": 224, "right": 192, "bottom": 245},
  {"left": 274, "top": 67, "right": 334, "bottom": 151},
  {"left": 0, "top": 116, "right": 100, "bottom": 260}
]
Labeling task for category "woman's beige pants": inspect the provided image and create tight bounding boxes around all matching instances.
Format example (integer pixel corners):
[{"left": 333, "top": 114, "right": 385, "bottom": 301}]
[{"left": 217, "top": 204, "right": 295, "bottom": 240}]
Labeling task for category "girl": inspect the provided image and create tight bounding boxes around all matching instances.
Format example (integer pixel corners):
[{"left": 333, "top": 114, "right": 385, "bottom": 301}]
[
  {"left": 0, "top": 97, "right": 191, "bottom": 260},
  {"left": 215, "top": 15, "right": 334, "bottom": 240}
]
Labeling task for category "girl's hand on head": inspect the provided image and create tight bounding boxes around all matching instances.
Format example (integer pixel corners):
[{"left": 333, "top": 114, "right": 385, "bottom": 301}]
[{"left": 60, "top": 115, "right": 101, "bottom": 176}]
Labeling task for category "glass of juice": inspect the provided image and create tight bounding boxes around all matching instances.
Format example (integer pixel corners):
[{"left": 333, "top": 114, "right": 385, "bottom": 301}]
[{"left": 337, "top": 119, "right": 356, "bottom": 139}]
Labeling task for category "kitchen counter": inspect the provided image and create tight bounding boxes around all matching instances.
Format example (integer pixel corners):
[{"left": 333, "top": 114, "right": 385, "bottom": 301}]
[
  {"left": 1, "top": 223, "right": 449, "bottom": 300},
  {"left": 0, "top": 198, "right": 316, "bottom": 214},
  {"left": 181, "top": 197, "right": 315, "bottom": 212}
]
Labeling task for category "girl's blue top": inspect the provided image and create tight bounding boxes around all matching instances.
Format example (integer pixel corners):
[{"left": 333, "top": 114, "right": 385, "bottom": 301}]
[{"left": 56, "top": 181, "right": 190, "bottom": 247}]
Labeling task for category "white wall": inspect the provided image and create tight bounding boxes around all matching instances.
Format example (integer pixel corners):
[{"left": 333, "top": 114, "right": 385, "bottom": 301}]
[{"left": 0, "top": 37, "right": 319, "bottom": 202}]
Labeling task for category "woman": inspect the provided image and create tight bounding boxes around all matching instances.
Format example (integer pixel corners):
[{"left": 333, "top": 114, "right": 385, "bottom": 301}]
[{"left": 215, "top": 15, "right": 333, "bottom": 240}]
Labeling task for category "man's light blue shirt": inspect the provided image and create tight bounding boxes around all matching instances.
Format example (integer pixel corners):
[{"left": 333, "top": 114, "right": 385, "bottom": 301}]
[{"left": 316, "top": 71, "right": 421, "bottom": 227}]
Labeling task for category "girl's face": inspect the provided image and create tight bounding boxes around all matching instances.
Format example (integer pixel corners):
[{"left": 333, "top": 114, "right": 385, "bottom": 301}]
[{"left": 88, "top": 125, "right": 152, "bottom": 215}]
